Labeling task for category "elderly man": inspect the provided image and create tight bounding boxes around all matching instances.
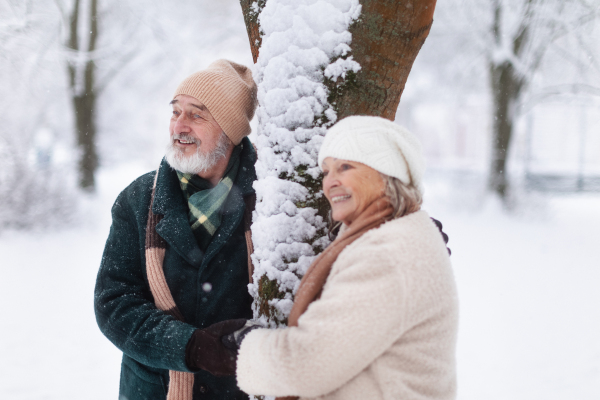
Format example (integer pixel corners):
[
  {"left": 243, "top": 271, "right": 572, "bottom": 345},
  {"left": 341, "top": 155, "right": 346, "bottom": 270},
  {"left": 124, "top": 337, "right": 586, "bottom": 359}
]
[{"left": 94, "top": 60, "right": 257, "bottom": 400}]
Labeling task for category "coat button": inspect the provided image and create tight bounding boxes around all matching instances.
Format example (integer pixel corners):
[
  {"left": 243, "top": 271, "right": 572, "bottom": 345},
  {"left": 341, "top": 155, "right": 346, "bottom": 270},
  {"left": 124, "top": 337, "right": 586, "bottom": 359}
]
[{"left": 199, "top": 384, "right": 207, "bottom": 393}]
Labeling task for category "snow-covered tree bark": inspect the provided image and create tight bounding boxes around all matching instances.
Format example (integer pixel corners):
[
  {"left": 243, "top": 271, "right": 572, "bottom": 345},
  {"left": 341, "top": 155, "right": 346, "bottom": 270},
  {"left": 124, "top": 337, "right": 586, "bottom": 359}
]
[{"left": 240, "top": 0, "right": 437, "bottom": 326}]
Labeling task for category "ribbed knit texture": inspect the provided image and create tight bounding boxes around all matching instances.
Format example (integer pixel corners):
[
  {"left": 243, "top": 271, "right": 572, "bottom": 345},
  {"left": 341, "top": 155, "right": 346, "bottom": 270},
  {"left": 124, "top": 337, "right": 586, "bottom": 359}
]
[
  {"left": 318, "top": 115, "right": 426, "bottom": 193},
  {"left": 174, "top": 59, "right": 258, "bottom": 145},
  {"left": 145, "top": 170, "right": 194, "bottom": 400}
]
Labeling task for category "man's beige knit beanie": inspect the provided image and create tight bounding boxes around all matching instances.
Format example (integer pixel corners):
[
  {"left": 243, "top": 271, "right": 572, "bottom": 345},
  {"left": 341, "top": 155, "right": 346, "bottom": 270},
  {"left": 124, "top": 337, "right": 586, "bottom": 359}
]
[
  {"left": 173, "top": 59, "right": 258, "bottom": 145},
  {"left": 318, "top": 115, "right": 426, "bottom": 194}
]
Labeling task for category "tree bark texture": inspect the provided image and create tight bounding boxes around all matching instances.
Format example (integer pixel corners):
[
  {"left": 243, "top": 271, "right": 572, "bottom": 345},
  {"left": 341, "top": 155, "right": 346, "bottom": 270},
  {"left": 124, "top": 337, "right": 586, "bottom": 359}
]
[
  {"left": 67, "top": 0, "right": 99, "bottom": 191},
  {"left": 333, "top": 0, "right": 437, "bottom": 121},
  {"left": 240, "top": 0, "right": 437, "bottom": 121},
  {"left": 239, "top": 0, "right": 265, "bottom": 64}
]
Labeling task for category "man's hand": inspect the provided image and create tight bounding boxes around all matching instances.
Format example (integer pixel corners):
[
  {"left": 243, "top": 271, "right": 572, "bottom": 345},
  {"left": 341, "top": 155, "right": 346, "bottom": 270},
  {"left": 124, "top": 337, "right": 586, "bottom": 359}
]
[
  {"left": 221, "top": 320, "right": 264, "bottom": 352},
  {"left": 185, "top": 319, "right": 246, "bottom": 377}
]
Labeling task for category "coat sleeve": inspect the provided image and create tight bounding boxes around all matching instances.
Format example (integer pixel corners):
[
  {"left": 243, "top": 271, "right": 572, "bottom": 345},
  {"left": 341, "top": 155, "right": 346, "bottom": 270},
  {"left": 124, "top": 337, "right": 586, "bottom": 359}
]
[
  {"left": 94, "top": 187, "right": 197, "bottom": 372},
  {"left": 236, "top": 239, "right": 415, "bottom": 397}
]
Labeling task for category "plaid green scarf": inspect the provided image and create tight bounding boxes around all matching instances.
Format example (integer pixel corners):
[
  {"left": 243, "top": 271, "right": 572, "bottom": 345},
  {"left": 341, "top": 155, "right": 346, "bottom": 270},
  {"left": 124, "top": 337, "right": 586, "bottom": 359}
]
[{"left": 176, "top": 145, "right": 241, "bottom": 250}]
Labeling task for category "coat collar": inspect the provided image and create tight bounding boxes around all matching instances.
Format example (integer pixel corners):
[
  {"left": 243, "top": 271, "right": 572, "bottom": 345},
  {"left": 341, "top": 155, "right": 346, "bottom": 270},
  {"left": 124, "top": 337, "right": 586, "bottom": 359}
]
[{"left": 153, "top": 137, "right": 257, "bottom": 269}]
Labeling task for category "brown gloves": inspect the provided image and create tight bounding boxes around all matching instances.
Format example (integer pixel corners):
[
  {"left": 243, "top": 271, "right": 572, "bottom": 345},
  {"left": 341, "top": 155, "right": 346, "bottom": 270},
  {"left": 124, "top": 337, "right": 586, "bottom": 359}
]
[
  {"left": 185, "top": 319, "right": 246, "bottom": 377},
  {"left": 221, "top": 320, "right": 264, "bottom": 352}
]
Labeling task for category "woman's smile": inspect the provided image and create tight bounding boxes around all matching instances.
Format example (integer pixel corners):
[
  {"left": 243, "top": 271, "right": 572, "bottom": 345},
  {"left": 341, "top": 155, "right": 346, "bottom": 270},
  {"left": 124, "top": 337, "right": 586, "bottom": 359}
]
[{"left": 331, "top": 194, "right": 351, "bottom": 203}]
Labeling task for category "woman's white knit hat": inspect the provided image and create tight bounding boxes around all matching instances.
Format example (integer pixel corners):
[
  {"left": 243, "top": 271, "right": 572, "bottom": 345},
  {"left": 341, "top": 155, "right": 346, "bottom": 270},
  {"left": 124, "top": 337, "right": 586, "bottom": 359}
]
[{"left": 318, "top": 115, "right": 425, "bottom": 193}]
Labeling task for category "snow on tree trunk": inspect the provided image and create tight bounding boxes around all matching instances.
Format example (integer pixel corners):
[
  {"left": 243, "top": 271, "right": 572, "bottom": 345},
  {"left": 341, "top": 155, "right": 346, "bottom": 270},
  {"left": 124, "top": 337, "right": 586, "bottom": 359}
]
[
  {"left": 241, "top": 0, "right": 437, "bottom": 326},
  {"left": 246, "top": 0, "right": 362, "bottom": 327}
]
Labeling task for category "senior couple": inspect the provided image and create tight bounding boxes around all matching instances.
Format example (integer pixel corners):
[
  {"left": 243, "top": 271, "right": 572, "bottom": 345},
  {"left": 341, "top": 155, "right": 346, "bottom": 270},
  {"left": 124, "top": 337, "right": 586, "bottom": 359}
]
[{"left": 95, "top": 60, "right": 458, "bottom": 400}]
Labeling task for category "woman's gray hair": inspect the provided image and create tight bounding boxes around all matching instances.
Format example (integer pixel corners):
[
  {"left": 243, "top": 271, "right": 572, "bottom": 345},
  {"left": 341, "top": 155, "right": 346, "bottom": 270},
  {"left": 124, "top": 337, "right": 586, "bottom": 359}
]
[{"left": 381, "top": 174, "right": 422, "bottom": 219}]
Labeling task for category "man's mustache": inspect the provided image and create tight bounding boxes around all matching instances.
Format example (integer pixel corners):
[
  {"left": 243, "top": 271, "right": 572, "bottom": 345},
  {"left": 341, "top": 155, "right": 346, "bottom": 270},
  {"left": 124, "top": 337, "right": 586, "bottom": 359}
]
[{"left": 171, "top": 133, "right": 200, "bottom": 145}]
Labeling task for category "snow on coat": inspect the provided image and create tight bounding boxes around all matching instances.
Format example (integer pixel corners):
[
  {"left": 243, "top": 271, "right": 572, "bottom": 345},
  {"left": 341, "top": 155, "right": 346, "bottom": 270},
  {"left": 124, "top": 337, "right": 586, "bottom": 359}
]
[{"left": 237, "top": 210, "right": 458, "bottom": 399}]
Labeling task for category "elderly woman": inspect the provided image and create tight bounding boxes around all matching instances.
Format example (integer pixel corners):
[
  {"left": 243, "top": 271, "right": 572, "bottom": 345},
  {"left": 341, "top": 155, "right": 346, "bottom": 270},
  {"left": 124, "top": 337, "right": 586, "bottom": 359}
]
[{"left": 216, "top": 115, "right": 458, "bottom": 399}]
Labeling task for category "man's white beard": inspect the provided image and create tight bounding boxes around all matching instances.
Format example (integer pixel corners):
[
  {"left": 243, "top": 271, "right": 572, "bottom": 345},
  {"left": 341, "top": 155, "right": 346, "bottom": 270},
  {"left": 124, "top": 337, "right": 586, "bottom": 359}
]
[{"left": 165, "top": 132, "right": 231, "bottom": 174}]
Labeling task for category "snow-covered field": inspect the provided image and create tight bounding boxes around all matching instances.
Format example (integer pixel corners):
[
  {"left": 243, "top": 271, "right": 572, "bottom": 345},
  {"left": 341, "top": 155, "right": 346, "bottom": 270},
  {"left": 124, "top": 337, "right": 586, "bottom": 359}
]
[{"left": 1, "top": 165, "right": 599, "bottom": 400}]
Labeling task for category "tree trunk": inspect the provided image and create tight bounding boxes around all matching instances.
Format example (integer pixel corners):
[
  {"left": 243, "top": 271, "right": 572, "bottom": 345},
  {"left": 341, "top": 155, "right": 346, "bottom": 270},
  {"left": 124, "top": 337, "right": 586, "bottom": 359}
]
[
  {"left": 73, "top": 91, "right": 97, "bottom": 190},
  {"left": 488, "top": 0, "right": 526, "bottom": 200},
  {"left": 240, "top": 0, "right": 437, "bottom": 120},
  {"left": 489, "top": 61, "right": 521, "bottom": 198},
  {"left": 239, "top": 0, "right": 264, "bottom": 64},
  {"left": 333, "top": 0, "right": 437, "bottom": 121},
  {"left": 241, "top": 0, "right": 437, "bottom": 324},
  {"left": 67, "top": 0, "right": 99, "bottom": 191}
]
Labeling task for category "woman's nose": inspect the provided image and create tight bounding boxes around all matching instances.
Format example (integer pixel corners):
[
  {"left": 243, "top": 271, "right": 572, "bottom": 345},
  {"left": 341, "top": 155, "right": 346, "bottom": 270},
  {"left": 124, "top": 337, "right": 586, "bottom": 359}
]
[{"left": 323, "top": 174, "right": 339, "bottom": 192}]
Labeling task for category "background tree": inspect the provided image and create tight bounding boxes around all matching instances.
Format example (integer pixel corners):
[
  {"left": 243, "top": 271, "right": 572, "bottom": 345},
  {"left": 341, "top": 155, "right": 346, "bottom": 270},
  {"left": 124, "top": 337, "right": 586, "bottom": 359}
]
[
  {"left": 55, "top": 0, "right": 142, "bottom": 191},
  {"left": 62, "top": 0, "right": 99, "bottom": 190},
  {"left": 0, "top": 0, "right": 77, "bottom": 229},
  {"left": 487, "top": 0, "right": 598, "bottom": 198},
  {"left": 53, "top": 0, "right": 252, "bottom": 191},
  {"left": 240, "top": 0, "right": 438, "bottom": 325},
  {"left": 420, "top": 0, "right": 599, "bottom": 200},
  {"left": 0, "top": 0, "right": 250, "bottom": 229}
]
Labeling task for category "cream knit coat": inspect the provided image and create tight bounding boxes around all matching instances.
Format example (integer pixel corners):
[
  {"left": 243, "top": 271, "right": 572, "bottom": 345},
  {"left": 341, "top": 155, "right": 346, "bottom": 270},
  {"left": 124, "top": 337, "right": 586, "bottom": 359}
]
[{"left": 237, "top": 210, "right": 459, "bottom": 400}]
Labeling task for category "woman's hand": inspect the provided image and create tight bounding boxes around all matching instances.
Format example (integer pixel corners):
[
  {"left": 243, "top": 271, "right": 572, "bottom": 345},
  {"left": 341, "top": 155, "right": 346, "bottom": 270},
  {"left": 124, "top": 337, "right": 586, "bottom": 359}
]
[
  {"left": 185, "top": 319, "right": 246, "bottom": 377},
  {"left": 431, "top": 217, "right": 451, "bottom": 255}
]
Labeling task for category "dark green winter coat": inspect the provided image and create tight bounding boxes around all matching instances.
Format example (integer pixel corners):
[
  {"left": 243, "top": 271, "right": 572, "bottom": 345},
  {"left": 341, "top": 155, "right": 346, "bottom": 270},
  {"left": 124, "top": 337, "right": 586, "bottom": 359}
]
[{"left": 94, "top": 138, "right": 256, "bottom": 400}]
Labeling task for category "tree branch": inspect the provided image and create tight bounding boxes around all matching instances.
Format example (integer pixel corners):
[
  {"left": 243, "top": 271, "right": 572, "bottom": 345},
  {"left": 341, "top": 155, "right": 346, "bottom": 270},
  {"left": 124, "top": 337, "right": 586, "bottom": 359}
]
[
  {"left": 512, "top": 0, "right": 536, "bottom": 58},
  {"left": 66, "top": 0, "right": 80, "bottom": 90},
  {"left": 491, "top": 0, "right": 502, "bottom": 47}
]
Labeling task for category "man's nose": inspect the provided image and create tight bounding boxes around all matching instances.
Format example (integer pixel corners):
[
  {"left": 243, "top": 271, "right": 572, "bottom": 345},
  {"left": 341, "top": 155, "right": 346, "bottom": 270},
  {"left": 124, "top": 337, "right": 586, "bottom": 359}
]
[{"left": 173, "top": 114, "right": 191, "bottom": 133}]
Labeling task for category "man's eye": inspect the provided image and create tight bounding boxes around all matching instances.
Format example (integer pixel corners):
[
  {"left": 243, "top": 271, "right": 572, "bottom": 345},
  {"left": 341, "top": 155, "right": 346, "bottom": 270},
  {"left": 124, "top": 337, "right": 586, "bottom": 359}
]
[{"left": 193, "top": 114, "right": 201, "bottom": 119}]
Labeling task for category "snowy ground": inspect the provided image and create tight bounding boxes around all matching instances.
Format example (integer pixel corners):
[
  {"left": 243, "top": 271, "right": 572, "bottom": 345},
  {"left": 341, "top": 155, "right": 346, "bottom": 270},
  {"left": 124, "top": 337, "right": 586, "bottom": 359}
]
[{"left": 1, "top": 165, "right": 599, "bottom": 400}]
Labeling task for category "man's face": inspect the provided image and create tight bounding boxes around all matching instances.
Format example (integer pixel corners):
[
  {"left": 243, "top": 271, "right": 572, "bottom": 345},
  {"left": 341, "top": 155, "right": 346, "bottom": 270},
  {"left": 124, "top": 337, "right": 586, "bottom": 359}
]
[{"left": 169, "top": 94, "right": 224, "bottom": 157}]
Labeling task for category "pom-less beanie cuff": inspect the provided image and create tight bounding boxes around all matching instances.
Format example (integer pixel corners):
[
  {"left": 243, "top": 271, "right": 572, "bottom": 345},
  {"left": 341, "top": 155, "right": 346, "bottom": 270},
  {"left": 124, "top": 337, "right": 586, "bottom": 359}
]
[
  {"left": 318, "top": 115, "right": 425, "bottom": 194},
  {"left": 173, "top": 60, "right": 258, "bottom": 145}
]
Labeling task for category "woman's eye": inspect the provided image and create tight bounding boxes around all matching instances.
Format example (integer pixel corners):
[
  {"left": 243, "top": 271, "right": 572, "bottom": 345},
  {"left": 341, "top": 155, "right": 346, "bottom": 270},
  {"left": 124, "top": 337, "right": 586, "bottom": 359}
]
[
  {"left": 340, "top": 164, "right": 351, "bottom": 171},
  {"left": 322, "top": 170, "right": 329, "bottom": 177}
]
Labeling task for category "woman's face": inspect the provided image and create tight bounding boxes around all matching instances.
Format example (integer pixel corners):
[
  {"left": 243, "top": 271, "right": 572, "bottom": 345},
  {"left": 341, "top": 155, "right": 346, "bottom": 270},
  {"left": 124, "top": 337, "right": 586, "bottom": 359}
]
[{"left": 322, "top": 157, "right": 386, "bottom": 226}]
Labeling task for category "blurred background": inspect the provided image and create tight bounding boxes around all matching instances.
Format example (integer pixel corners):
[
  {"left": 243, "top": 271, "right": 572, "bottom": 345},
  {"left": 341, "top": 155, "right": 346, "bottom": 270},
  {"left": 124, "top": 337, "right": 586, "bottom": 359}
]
[{"left": 1, "top": 0, "right": 598, "bottom": 399}]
